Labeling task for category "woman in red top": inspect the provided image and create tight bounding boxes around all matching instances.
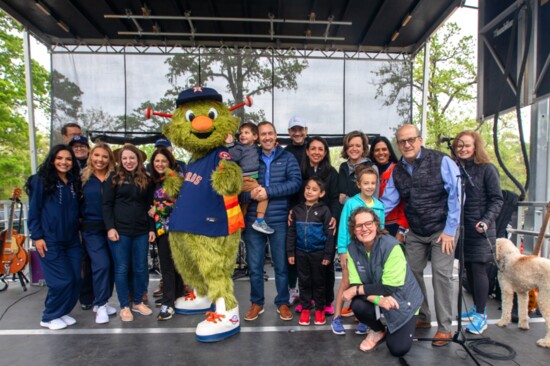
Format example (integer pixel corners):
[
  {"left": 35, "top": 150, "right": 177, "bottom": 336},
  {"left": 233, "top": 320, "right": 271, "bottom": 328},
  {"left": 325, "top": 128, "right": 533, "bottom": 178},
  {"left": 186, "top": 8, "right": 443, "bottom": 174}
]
[{"left": 369, "top": 136, "right": 409, "bottom": 242}]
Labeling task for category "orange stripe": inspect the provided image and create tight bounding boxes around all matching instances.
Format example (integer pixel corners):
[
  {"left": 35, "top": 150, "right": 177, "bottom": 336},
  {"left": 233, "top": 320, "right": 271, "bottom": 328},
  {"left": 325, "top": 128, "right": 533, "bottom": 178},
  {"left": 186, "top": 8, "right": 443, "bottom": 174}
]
[{"left": 224, "top": 195, "right": 245, "bottom": 233}]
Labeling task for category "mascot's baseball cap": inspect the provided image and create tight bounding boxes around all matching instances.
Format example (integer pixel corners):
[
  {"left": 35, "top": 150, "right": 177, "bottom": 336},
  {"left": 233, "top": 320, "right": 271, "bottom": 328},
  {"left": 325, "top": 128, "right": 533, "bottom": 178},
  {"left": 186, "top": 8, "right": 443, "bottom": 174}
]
[
  {"left": 288, "top": 115, "right": 306, "bottom": 129},
  {"left": 176, "top": 86, "right": 223, "bottom": 107},
  {"left": 69, "top": 135, "right": 89, "bottom": 147},
  {"left": 154, "top": 138, "right": 172, "bottom": 148}
]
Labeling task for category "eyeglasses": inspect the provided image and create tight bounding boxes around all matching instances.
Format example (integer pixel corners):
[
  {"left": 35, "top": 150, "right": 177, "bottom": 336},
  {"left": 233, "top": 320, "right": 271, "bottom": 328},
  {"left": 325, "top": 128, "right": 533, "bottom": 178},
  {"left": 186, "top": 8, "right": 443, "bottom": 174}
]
[
  {"left": 397, "top": 136, "right": 420, "bottom": 147},
  {"left": 354, "top": 220, "right": 375, "bottom": 230},
  {"left": 72, "top": 145, "right": 88, "bottom": 150}
]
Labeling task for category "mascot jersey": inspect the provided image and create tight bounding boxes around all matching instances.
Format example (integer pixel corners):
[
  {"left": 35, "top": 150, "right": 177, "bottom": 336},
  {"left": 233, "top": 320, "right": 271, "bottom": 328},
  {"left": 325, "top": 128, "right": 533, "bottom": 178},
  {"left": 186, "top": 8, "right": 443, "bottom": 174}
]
[{"left": 169, "top": 147, "right": 244, "bottom": 237}]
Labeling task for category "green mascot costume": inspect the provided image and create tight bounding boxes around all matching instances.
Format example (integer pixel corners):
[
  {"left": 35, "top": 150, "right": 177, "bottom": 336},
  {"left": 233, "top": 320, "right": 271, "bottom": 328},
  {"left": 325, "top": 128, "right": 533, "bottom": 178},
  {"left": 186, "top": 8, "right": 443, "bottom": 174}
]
[{"left": 163, "top": 86, "right": 244, "bottom": 342}]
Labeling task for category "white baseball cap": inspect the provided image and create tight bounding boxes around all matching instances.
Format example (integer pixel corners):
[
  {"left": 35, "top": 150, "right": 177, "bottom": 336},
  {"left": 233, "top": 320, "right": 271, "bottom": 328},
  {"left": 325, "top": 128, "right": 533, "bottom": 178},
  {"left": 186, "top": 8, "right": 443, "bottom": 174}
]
[{"left": 288, "top": 115, "right": 307, "bottom": 129}]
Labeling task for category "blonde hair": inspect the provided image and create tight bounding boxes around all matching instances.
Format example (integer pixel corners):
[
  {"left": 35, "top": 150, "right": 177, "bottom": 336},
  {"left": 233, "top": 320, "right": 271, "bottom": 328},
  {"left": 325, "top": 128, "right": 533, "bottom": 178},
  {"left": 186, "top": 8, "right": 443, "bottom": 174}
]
[
  {"left": 81, "top": 141, "right": 116, "bottom": 186},
  {"left": 452, "top": 130, "right": 491, "bottom": 165},
  {"left": 355, "top": 165, "right": 378, "bottom": 184}
]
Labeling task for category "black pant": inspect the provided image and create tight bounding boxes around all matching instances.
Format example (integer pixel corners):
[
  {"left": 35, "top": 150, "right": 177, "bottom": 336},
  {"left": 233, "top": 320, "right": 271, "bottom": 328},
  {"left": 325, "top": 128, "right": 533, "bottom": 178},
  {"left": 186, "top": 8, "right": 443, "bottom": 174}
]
[
  {"left": 351, "top": 296, "right": 416, "bottom": 357},
  {"left": 79, "top": 246, "right": 94, "bottom": 306},
  {"left": 157, "top": 234, "right": 184, "bottom": 307},
  {"left": 324, "top": 258, "right": 335, "bottom": 305},
  {"left": 296, "top": 250, "right": 326, "bottom": 310},
  {"left": 465, "top": 262, "right": 489, "bottom": 313}
]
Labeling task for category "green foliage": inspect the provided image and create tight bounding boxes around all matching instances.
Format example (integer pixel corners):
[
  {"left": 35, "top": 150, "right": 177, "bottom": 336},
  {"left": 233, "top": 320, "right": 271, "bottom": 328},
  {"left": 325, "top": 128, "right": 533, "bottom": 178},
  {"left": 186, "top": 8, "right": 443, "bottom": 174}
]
[
  {"left": 164, "top": 50, "right": 308, "bottom": 121},
  {"left": 0, "top": 11, "right": 50, "bottom": 199},
  {"left": 373, "top": 21, "right": 527, "bottom": 197}
]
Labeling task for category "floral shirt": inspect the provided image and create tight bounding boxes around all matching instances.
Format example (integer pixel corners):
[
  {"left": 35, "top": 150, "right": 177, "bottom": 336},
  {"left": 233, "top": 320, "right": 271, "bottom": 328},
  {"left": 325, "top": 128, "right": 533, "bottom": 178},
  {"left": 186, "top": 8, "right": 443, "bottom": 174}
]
[{"left": 153, "top": 177, "right": 177, "bottom": 237}]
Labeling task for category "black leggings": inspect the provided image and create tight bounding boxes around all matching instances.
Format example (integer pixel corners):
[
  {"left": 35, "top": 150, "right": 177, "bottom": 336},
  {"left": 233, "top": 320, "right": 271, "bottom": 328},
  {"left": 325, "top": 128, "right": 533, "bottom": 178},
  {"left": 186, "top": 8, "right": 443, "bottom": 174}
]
[
  {"left": 465, "top": 262, "right": 489, "bottom": 313},
  {"left": 157, "top": 234, "right": 184, "bottom": 307},
  {"left": 351, "top": 296, "right": 416, "bottom": 357}
]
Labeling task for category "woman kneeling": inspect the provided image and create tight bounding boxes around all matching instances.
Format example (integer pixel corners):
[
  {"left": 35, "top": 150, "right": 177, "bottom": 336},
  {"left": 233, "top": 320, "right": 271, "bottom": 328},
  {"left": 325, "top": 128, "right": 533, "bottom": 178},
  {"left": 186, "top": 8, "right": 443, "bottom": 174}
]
[{"left": 343, "top": 207, "right": 423, "bottom": 356}]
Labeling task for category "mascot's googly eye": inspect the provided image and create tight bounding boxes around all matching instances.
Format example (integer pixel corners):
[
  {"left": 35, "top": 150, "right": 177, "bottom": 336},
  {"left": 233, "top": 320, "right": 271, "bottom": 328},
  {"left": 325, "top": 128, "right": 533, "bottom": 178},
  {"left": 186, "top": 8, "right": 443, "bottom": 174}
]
[
  {"left": 208, "top": 108, "right": 218, "bottom": 120},
  {"left": 185, "top": 110, "right": 196, "bottom": 122}
]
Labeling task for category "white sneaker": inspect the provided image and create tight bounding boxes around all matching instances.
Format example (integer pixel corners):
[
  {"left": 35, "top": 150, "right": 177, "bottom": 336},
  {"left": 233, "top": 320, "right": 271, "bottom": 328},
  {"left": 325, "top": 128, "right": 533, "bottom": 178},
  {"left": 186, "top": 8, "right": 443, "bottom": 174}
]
[
  {"left": 195, "top": 298, "right": 240, "bottom": 342},
  {"left": 93, "top": 304, "right": 117, "bottom": 316},
  {"left": 289, "top": 288, "right": 300, "bottom": 305},
  {"left": 175, "top": 291, "right": 214, "bottom": 315},
  {"left": 95, "top": 305, "right": 109, "bottom": 324},
  {"left": 60, "top": 315, "right": 77, "bottom": 326},
  {"left": 252, "top": 220, "right": 275, "bottom": 234},
  {"left": 40, "top": 318, "right": 67, "bottom": 330}
]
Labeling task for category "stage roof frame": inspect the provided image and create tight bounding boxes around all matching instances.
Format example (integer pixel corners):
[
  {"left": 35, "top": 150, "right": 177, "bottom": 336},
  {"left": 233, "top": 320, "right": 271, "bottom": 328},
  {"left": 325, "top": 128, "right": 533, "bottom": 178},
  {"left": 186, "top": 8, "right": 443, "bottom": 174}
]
[{"left": 0, "top": 0, "right": 463, "bottom": 55}]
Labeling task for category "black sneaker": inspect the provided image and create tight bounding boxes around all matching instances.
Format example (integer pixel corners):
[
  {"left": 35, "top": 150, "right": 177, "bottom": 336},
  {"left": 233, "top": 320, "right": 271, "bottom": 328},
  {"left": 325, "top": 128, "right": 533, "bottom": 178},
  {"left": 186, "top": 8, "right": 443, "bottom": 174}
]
[
  {"left": 155, "top": 298, "right": 163, "bottom": 307},
  {"left": 81, "top": 304, "right": 93, "bottom": 311},
  {"left": 157, "top": 305, "right": 174, "bottom": 321}
]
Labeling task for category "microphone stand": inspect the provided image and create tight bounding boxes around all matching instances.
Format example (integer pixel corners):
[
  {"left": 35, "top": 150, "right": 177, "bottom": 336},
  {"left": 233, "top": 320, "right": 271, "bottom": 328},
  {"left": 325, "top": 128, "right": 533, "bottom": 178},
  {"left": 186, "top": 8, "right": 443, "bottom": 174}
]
[{"left": 416, "top": 140, "right": 484, "bottom": 365}]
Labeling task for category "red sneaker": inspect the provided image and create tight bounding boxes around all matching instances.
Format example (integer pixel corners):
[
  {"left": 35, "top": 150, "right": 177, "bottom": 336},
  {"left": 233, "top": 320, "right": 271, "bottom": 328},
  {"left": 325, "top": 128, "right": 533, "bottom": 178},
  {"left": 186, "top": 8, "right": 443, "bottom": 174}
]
[
  {"left": 299, "top": 309, "right": 311, "bottom": 326},
  {"left": 341, "top": 306, "right": 354, "bottom": 318},
  {"left": 314, "top": 310, "right": 326, "bottom": 325}
]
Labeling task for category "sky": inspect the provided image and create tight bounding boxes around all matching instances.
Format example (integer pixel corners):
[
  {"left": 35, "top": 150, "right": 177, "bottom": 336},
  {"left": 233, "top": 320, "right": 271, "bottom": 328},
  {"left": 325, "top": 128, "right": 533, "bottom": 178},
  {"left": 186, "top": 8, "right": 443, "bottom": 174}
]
[{"left": 28, "top": 4, "right": 480, "bottom": 134}]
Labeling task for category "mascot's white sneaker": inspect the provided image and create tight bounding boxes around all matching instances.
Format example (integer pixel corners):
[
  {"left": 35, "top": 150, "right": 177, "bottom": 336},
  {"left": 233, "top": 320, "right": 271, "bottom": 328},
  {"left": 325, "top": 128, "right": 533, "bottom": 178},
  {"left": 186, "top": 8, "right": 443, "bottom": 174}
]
[
  {"left": 195, "top": 298, "right": 240, "bottom": 342},
  {"left": 174, "top": 291, "right": 214, "bottom": 315}
]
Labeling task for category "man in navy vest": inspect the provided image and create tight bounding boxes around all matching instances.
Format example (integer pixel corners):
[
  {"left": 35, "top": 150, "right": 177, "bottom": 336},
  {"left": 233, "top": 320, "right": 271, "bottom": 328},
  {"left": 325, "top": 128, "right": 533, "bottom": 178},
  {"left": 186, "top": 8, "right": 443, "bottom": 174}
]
[{"left": 381, "top": 124, "right": 461, "bottom": 347}]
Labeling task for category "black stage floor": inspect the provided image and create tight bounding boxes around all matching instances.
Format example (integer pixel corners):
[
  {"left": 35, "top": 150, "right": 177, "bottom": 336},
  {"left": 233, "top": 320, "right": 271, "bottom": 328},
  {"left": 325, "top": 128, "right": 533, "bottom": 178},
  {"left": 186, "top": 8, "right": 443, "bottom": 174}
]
[{"left": 0, "top": 262, "right": 548, "bottom": 366}]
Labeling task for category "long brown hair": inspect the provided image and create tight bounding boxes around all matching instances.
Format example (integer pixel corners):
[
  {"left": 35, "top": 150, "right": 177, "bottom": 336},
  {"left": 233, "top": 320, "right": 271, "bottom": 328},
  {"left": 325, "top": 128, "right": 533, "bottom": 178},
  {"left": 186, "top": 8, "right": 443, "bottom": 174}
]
[
  {"left": 81, "top": 141, "right": 116, "bottom": 186},
  {"left": 112, "top": 144, "right": 149, "bottom": 190},
  {"left": 452, "top": 130, "right": 491, "bottom": 165},
  {"left": 150, "top": 148, "right": 177, "bottom": 184}
]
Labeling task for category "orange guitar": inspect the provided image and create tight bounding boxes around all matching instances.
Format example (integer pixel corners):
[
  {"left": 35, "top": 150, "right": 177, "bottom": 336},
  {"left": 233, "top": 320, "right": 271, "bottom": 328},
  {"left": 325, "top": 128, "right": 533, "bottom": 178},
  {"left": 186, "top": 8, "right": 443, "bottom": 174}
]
[{"left": 1, "top": 188, "right": 28, "bottom": 275}]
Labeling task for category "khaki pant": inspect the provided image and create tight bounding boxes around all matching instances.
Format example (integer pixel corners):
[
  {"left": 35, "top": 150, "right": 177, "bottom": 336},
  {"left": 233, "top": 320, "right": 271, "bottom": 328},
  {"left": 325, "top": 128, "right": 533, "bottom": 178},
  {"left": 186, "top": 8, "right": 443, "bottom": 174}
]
[{"left": 241, "top": 176, "right": 268, "bottom": 219}]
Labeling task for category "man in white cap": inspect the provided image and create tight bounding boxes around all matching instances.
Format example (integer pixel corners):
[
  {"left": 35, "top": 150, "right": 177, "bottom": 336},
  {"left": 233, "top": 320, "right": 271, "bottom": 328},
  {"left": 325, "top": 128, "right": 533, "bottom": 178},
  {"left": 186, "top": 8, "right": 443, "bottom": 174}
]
[
  {"left": 284, "top": 115, "right": 309, "bottom": 166},
  {"left": 284, "top": 115, "right": 309, "bottom": 306}
]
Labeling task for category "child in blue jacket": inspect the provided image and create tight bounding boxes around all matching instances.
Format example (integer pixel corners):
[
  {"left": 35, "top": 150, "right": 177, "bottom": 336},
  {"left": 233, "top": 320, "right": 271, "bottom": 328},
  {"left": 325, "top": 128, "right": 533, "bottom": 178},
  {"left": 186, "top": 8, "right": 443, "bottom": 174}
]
[{"left": 287, "top": 177, "right": 334, "bottom": 326}]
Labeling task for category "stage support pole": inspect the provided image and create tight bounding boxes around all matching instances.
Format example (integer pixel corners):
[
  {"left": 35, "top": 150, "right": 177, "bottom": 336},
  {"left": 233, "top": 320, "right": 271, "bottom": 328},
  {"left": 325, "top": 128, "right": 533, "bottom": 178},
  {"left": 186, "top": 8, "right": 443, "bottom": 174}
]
[{"left": 23, "top": 28, "right": 38, "bottom": 175}]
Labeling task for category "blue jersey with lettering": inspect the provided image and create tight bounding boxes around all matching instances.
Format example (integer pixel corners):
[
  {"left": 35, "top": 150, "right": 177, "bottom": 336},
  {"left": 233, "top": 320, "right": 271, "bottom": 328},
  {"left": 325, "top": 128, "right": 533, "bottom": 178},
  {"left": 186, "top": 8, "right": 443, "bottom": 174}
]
[{"left": 169, "top": 147, "right": 243, "bottom": 236}]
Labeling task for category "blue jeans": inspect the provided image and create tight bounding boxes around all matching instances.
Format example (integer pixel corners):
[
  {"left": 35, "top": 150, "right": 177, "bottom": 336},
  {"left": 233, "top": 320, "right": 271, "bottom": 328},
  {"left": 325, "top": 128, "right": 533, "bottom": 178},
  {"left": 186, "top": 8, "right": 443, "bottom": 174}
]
[
  {"left": 109, "top": 234, "right": 149, "bottom": 308},
  {"left": 245, "top": 222, "right": 289, "bottom": 307}
]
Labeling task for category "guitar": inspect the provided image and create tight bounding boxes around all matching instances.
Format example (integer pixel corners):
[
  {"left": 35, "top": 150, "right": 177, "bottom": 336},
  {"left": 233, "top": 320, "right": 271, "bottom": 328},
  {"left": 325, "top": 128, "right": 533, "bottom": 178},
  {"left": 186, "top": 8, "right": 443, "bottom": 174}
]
[{"left": 1, "top": 188, "right": 29, "bottom": 275}]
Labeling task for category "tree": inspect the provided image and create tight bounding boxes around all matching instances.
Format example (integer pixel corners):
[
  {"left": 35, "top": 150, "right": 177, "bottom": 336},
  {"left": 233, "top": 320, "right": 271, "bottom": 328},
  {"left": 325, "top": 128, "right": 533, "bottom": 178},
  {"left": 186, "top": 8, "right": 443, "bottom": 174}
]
[
  {"left": 373, "top": 21, "right": 527, "bottom": 196},
  {"left": 373, "top": 22, "right": 477, "bottom": 145},
  {"left": 0, "top": 11, "right": 50, "bottom": 199},
  {"left": 114, "top": 49, "right": 307, "bottom": 136},
  {"left": 50, "top": 70, "right": 84, "bottom": 143},
  {"left": 164, "top": 49, "right": 308, "bottom": 122}
]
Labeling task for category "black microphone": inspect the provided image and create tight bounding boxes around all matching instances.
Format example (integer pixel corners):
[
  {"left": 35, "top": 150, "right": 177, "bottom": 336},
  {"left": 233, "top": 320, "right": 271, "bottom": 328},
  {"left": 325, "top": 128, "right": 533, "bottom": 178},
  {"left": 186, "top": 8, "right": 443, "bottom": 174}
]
[{"left": 438, "top": 137, "right": 454, "bottom": 143}]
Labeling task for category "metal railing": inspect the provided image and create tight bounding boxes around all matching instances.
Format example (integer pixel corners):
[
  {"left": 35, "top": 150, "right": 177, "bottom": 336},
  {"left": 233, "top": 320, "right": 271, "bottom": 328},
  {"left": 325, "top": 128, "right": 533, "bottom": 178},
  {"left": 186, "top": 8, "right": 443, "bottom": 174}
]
[{"left": 508, "top": 201, "right": 550, "bottom": 258}]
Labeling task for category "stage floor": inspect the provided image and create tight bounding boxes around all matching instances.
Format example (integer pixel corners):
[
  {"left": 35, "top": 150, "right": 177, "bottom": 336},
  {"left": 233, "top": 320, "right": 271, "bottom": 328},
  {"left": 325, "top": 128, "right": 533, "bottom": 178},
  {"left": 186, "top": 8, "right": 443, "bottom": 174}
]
[{"left": 0, "top": 261, "right": 547, "bottom": 366}]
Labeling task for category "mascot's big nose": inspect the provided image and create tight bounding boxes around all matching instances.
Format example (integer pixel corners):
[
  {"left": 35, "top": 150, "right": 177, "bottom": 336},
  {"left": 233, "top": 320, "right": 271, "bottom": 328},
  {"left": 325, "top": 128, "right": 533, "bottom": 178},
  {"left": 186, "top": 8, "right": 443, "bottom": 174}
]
[{"left": 192, "top": 115, "right": 214, "bottom": 132}]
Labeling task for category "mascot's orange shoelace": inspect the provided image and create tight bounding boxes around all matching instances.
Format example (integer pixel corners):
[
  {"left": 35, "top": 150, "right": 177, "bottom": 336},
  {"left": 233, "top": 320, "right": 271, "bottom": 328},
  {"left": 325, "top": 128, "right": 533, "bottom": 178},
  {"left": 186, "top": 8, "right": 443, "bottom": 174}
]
[
  {"left": 205, "top": 312, "right": 225, "bottom": 323},
  {"left": 184, "top": 292, "right": 196, "bottom": 301}
]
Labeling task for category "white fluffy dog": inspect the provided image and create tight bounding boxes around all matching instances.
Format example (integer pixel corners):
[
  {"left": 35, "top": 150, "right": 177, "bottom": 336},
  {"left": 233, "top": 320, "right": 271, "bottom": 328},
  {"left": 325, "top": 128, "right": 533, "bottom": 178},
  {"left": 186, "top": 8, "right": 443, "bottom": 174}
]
[{"left": 495, "top": 238, "right": 550, "bottom": 348}]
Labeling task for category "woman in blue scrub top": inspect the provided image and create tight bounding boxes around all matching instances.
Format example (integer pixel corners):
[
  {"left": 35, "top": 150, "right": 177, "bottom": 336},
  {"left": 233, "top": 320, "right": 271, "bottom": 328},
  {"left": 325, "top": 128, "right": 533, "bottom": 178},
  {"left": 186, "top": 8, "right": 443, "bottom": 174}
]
[
  {"left": 27, "top": 145, "right": 82, "bottom": 330},
  {"left": 80, "top": 141, "right": 117, "bottom": 324}
]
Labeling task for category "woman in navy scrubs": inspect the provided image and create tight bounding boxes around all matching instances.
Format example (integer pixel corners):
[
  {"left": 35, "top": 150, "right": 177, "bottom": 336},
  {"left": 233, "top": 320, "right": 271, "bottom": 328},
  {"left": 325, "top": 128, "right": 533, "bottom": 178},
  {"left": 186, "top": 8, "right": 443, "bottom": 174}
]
[
  {"left": 80, "top": 141, "right": 117, "bottom": 324},
  {"left": 27, "top": 145, "right": 82, "bottom": 330}
]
